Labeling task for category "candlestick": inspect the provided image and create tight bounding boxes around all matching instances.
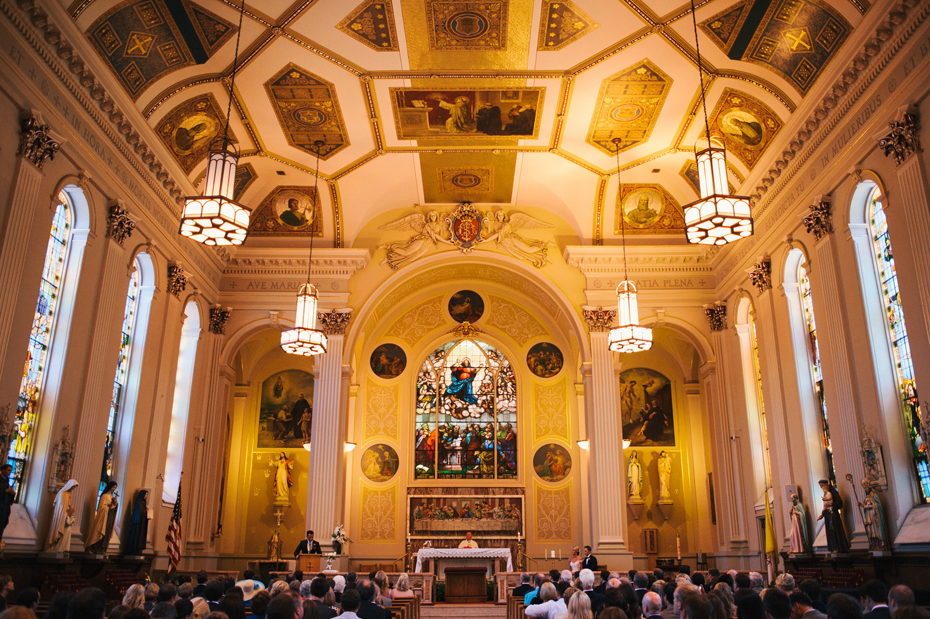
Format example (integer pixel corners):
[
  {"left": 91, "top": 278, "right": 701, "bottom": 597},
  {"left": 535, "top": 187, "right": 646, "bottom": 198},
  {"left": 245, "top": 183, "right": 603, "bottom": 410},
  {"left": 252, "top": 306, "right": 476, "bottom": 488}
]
[
  {"left": 676, "top": 534, "right": 681, "bottom": 563},
  {"left": 559, "top": 549, "right": 561, "bottom": 561}
]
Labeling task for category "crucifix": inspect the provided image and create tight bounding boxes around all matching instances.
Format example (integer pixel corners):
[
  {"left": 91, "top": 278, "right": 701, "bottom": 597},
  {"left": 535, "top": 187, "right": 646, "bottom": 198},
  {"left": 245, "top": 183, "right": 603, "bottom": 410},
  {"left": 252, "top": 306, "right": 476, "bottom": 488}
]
[{"left": 273, "top": 508, "right": 284, "bottom": 529}]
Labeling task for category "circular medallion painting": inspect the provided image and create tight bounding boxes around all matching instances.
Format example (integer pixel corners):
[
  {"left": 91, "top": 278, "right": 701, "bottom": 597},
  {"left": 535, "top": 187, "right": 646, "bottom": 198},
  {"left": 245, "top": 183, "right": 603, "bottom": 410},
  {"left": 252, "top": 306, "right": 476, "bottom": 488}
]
[
  {"left": 172, "top": 113, "right": 219, "bottom": 155},
  {"left": 527, "top": 342, "right": 563, "bottom": 378},
  {"left": 361, "top": 444, "right": 399, "bottom": 482},
  {"left": 720, "top": 109, "right": 765, "bottom": 149},
  {"left": 370, "top": 343, "right": 407, "bottom": 379},
  {"left": 533, "top": 444, "right": 572, "bottom": 482},
  {"left": 448, "top": 290, "right": 485, "bottom": 323},
  {"left": 446, "top": 12, "right": 489, "bottom": 39},
  {"left": 622, "top": 188, "right": 665, "bottom": 228}
]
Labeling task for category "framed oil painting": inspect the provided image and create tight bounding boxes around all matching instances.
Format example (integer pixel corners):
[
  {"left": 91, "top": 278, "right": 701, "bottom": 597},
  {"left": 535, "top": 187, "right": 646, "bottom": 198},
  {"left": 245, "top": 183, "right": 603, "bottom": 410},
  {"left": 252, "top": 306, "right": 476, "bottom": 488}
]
[
  {"left": 361, "top": 444, "right": 399, "bottom": 482},
  {"left": 257, "top": 370, "right": 314, "bottom": 449},
  {"left": 371, "top": 343, "right": 407, "bottom": 379},
  {"left": 448, "top": 290, "right": 484, "bottom": 323},
  {"left": 619, "top": 368, "right": 674, "bottom": 446},
  {"left": 391, "top": 87, "right": 544, "bottom": 139},
  {"left": 533, "top": 444, "right": 572, "bottom": 482},
  {"left": 407, "top": 493, "right": 524, "bottom": 539},
  {"left": 526, "top": 342, "right": 563, "bottom": 378}
]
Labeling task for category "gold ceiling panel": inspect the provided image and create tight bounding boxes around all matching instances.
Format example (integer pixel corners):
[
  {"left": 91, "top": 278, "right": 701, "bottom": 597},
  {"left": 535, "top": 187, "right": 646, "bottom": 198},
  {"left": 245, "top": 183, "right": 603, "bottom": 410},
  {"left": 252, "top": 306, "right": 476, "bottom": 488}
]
[
  {"left": 420, "top": 152, "right": 517, "bottom": 203},
  {"left": 265, "top": 64, "right": 350, "bottom": 160},
  {"left": 586, "top": 59, "right": 673, "bottom": 156},
  {"left": 155, "top": 93, "right": 237, "bottom": 175},
  {"left": 700, "top": 0, "right": 750, "bottom": 54},
  {"left": 615, "top": 183, "right": 685, "bottom": 236},
  {"left": 707, "top": 88, "right": 783, "bottom": 171},
  {"left": 537, "top": 0, "right": 598, "bottom": 51},
  {"left": 427, "top": 1, "right": 509, "bottom": 50},
  {"left": 337, "top": 1, "right": 399, "bottom": 51}
]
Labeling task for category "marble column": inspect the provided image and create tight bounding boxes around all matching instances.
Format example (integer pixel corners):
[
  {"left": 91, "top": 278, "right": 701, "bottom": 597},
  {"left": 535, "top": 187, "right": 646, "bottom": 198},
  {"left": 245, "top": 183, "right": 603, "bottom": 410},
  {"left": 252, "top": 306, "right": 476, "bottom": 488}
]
[
  {"left": 581, "top": 308, "right": 631, "bottom": 567},
  {"left": 307, "top": 310, "right": 351, "bottom": 552}
]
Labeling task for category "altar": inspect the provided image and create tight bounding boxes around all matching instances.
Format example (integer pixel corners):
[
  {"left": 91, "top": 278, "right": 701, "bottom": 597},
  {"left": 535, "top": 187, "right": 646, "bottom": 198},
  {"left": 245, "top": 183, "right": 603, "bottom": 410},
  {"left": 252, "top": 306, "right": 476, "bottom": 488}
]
[{"left": 414, "top": 547, "right": 513, "bottom": 579}]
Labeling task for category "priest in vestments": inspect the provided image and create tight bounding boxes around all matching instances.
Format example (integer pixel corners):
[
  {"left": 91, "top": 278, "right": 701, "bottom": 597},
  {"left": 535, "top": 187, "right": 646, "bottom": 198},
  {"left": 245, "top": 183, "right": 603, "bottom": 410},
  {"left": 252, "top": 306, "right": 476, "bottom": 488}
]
[{"left": 458, "top": 531, "right": 478, "bottom": 549}]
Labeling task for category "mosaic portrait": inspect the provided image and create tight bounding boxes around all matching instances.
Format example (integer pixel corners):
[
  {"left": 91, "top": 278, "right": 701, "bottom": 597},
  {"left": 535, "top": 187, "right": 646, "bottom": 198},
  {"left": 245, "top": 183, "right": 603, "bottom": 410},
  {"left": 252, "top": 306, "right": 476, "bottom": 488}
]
[
  {"left": 709, "top": 89, "right": 783, "bottom": 171},
  {"left": 248, "top": 186, "right": 323, "bottom": 237},
  {"left": 619, "top": 368, "right": 674, "bottom": 447},
  {"left": 156, "top": 94, "right": 235, "bottom": 174},
  {"left": 615, "top": 185, "right": 685, "bottom": 235},
  {"left": 257, "top": 370, "right": 314, "bottom": 449}
]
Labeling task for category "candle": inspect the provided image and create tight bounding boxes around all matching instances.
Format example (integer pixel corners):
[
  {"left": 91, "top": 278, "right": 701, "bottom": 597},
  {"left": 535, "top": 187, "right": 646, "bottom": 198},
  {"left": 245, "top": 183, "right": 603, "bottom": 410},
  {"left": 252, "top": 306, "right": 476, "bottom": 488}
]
[
  {"left": 676, "top": 534, "right": 681, "bottom": 562},
  {"left": 559, "top": 549, "right": 561, "bottom": 561}
]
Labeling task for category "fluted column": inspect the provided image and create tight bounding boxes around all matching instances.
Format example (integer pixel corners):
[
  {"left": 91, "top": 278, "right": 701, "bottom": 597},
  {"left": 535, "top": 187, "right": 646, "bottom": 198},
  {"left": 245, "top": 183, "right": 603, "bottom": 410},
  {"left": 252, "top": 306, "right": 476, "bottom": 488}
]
[
  {"left": 581, "top": 308, "right": 631, "bottom": 567},
  {"left": 307, "top": 310, "right": 351, "bottom": 552}
]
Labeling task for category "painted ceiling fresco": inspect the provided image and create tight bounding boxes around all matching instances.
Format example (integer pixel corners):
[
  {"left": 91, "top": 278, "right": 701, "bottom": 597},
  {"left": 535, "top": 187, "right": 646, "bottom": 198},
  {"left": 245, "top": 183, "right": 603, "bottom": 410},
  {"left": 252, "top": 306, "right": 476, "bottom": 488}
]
[{"left": 72, "top": 0, "right": 867, "bottom": 242}]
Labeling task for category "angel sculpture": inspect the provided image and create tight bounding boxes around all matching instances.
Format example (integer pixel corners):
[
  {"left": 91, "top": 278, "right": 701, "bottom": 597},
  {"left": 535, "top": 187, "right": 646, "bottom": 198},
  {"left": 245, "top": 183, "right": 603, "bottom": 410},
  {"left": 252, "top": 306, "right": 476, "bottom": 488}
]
[
  {"left": 483, "top": 211, "right": 553, "bottom": 267},
  {"left": 379, "top": 211, "right": 451, "bottom": 270}
]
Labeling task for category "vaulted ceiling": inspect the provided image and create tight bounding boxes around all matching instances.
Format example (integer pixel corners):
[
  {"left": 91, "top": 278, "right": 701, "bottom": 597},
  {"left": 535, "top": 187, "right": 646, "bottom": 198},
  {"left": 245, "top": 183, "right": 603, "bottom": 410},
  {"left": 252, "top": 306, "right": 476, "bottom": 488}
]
[{"left": 68, "top": 0, "right": 865, "bottom": 247}]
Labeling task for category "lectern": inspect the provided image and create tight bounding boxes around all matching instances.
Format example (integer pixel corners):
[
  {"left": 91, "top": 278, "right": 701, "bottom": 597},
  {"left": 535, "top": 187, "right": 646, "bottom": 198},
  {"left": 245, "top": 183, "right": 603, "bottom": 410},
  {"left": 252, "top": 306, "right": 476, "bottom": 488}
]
[{"left": 297, "top": 554, "right": 322, "bottom": 572}]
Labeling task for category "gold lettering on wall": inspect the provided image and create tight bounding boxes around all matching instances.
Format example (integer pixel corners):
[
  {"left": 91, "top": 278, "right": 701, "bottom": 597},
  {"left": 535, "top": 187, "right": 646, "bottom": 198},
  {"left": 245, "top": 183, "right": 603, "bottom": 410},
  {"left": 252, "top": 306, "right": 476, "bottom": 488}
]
[
  {"left": 360, "top": 483, "right": 396, "bottom": 541},
  {"left": 535, "top": 481, "right": 572, "bottom": 540},
  {"left": 486, "top": 296, "right": 546, "bottom": 345},
  {"left": 386, "top": 296, "right": 446, "bottom": 346},
  {"left": 365, "top": 382, "right": 399, "bottom": 440},
  {"left": 534, "top": 380, "right": 568, "bottom": 442}
]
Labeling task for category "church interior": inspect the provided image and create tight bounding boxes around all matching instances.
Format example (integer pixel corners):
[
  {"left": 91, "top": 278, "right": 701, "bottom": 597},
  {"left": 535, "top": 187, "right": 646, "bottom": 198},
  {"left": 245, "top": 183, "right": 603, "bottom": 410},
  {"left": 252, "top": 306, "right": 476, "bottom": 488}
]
[{"left": 0, "top": 0, "right": 930, "bottom": 613}]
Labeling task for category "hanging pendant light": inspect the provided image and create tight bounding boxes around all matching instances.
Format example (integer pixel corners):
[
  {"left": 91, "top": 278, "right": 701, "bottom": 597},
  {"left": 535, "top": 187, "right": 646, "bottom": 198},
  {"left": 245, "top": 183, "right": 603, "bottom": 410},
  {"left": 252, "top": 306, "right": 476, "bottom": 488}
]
[
  {"left": 180, "top": 0, "right": 250, "bottom": 246},
  {"left": 608, "top": 138, "right": 653, "bottom": 353},
  {"left": 281, "top": 141, "right": 327, "bottom": 356},
  {"left": 681, "top": 0, "right": 753, "bottom": 246}
]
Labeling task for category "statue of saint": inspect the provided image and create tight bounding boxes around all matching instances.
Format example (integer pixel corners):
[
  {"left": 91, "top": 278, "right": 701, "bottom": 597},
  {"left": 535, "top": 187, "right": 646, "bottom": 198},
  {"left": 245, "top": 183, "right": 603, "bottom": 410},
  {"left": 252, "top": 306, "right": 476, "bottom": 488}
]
[
  {"left": 658, "top": 451, "right": 672, "bottom": 501},
  {"left": 628, "top": 451, "right": 643, "bottom": 500},
  {"left": 788, "top": 494, "right": 809, "bottom": 554},
  {"left": 859, "top": 479, "right": 887, "bottom": 550},
  {"left": 816, "top": 479, "right": 849, "bottom": 553},
  {"left": 85, "top": 481, "right": 118, "bottom": 554},
  {"left": 270, "top": 453, "right": 293, "bottom": 503},
  {"left": 47, "top": 479, "right": 78, "bottom": 553},
  {"left": 125, "top": 489, "right": 151, "bottom": 556}
]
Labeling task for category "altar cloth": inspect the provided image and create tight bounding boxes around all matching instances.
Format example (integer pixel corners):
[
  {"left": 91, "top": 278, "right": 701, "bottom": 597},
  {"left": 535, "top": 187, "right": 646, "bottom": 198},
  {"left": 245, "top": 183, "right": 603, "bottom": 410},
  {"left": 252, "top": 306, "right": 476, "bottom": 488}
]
[{"left": 414, "top": 547, "right": 513, "bottom": 573}]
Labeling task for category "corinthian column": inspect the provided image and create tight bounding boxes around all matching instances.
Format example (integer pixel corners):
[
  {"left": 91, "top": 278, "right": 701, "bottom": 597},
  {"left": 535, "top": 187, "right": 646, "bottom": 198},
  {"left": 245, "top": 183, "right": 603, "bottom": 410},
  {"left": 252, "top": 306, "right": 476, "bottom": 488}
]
[
  {"left": 307, "top": 310, "right": 351, "bottom": 552},
  {"left": 581, "top": 307, "right": 632, "bottom": 568}
]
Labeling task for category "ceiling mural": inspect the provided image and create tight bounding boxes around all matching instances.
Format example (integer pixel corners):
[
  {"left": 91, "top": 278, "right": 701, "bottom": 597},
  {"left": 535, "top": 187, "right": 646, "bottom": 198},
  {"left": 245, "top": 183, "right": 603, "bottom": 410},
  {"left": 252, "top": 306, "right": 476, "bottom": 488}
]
[
  {"left": 247, "top": 186, "right": 323, "bottom": 237},
  {"left": 537, "top": 0, "right": 598, "bottom": 51},
  {"left": 614, "top": 184, "right": 685, "bottom": 236},
  {"left": 391, "top": 87, "right": 544, "bottom": 139},
  {"left": 426, "top": 1, "right": 510, "bottom": 50},
  {"left": 701, "top": 0, "right": 851, "bottom": 94},
  {"left": 337, "top": 1, "right": 399, "bottom": 51},
  {"left": 421, "top": 152, "right": 517, "bottom": 203},
  {"left": 586, "top": 60, "right": 673, "bottom": 156},
  {"left": 86, "top": 0, "right": 235, "bottom": 100},
  {"left": 708, "top": 88, "right": 783, "bottom": 171},
  {"left": 155, "top": 93, "right": 236, "bottom": 174}
]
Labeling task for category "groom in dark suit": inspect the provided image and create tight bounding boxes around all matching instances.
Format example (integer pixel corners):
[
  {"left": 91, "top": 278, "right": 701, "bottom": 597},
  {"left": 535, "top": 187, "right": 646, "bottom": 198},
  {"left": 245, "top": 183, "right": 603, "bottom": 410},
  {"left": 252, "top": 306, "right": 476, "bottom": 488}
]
[
  {"left": 581, "top": 545, "right": 598, "bottom": 571},
  {"left": 294, "top": 530, "right": 322, "bottom": 557}
]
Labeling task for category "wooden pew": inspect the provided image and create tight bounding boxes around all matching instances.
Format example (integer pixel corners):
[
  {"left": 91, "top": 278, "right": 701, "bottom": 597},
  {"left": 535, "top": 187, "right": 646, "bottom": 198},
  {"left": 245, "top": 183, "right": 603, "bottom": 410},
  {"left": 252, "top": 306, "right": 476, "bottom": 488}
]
[
  {"left": 392, "top": 596, "right": 421, "bottom": 619},
  {"left": 507, "top": 595, "right": 528, "bottom": 619}
]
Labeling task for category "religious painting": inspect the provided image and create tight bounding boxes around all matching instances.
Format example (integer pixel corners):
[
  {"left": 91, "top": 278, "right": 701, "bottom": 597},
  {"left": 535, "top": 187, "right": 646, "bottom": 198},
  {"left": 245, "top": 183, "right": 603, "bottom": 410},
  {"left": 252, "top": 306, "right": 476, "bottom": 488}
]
[
  {"left": 708, "top": 89, "right": 783, "bottom": 171},
  {"left": 415, "top": 340, "right": 517, "bottom": 479},
  {"left": 361, "top": 444, "right": 400, "bottom": 482},
  {"left": 619, "top": 368, "right": 674, "bottom": 447},
  {"left": 615, "top": 184, "right": 685, "bottom": 235},
  {"left": 265, "top": 64, "right": 350, "bottom": 160},
  {"left": 407, "top": 493, "right": 524, "bottom": 538},
  {"left": 87, "top": 0, "right": 236, "bottom": 100},
  {"left": 247, "top": 186, "right": 323, "bottom": 237},
  {"left": 371, "top": 344, "right": 407, "bottom": 379},
  {"left": 426, "top": 1, "right": 510, "bottom": 50},
  {"left": 533, "top": 444, "right": 572, "bottom": 482},
  {"left": 391, "top": 87, "right": 544, "bottom": 139},
  {"left": 448, "top": 291, "right": 485, "bottom": 323},
  {"left": 537, "top": 0, "right": 598, "bottom": 51},
  {"left": 257, "top": 370, "right": 314, "bottom": 449},
  {"left": 155, "top": 94, "right": 235, "bottom": 174},
  {"left": 337, "top": 1, "right": 399, "bottom": 51},
  {"left": 526, "top": 343, "right": 563, "bottom": 378},
  {"left": 586, "top": 60, "right": 672, "bottom": 156}
]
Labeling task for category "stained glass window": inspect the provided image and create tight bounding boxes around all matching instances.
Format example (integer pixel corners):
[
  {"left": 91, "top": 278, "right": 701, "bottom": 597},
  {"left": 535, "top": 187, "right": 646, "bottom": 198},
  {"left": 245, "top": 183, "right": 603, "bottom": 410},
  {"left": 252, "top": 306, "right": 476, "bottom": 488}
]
[
  {"left": 99, "top": 264, "right": 140, "bottom": 496},
  {"left": 748, "top": 313, "right": 772, "bottom": 488},
  {"left": 869, "top": 189, "right": 930, "bottom": 502},
  {"left": 10, "top": 193, "right": 71, "bottom": 497},
  {"left": 798, "top": 258, "right": 836, "bottom": 485},
  {"left": 415, "top": 339, "right": 517, "bottom": 479}
]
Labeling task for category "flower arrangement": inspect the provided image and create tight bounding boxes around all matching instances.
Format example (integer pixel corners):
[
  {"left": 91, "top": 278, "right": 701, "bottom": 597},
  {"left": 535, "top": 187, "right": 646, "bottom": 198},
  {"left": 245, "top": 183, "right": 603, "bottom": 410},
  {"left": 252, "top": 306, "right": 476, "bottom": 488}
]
[{"left": 332, "top": 525, "right": 352, "bottom": 545}]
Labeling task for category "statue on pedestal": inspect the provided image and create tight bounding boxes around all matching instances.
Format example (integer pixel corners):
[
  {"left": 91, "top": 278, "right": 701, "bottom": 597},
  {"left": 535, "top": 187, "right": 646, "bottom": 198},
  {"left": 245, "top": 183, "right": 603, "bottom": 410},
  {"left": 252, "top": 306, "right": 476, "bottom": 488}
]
[
  {"left": 628, "top": 451, "right": 643, "bottom": 501},
  {"left": 47, "top": 479, "right": 77, "bottom": 554},
  {"left": 85, "top": 481, "right": 118, "bottom": 554},
  {"left": 788, "top": 494, "right": 810, "bottom": 554},
  {"left": 817, "top": 479, "right": 849, "bottom": 553},
  {"left": 658, "top": 451, "right": 672, "bottom": 501},
  {"left": 125, "top": 489, "right": 150, "bottom": 556},
  {"left": 270, "top": 453, "right": 293, "bottom": 506},
  {"left": 859, "top": 479, "right": 887, "bottom": 551}
]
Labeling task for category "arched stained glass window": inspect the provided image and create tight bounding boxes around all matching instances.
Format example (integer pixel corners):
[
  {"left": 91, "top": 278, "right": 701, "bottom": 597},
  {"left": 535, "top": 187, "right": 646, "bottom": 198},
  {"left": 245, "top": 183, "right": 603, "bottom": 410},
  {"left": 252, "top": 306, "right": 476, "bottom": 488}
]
[
  {"left": 869, "top": 189, "right": 930, "bottom": 502},
  {"left": 748, "top": 312, "right": 772, "bottom": 488},
  {"left": 798, "top": 258, "right": 836, "bottom": 485},
  {"left": 415, "top": 339, "right": 517, "bottom": 479},
  {"left": 10, "top": 193, "right": 72, "bottom": 497},
  {"left": 99, "top": 263, "right": 140, "bottom": 496}
]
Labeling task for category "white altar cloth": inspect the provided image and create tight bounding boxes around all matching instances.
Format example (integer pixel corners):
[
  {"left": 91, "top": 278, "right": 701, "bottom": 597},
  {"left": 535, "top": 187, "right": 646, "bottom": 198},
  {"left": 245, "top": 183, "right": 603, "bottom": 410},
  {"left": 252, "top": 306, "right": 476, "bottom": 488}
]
[{"left": 414, "top": 547, "right": 513, "bottom": 573}]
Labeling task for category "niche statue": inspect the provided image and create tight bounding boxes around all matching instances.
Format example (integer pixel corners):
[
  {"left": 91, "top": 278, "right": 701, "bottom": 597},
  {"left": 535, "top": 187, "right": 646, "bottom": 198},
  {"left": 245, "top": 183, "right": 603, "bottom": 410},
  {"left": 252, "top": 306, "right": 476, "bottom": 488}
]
[{"left": 817, "top": 479, "right": 849, "bottom": 553}]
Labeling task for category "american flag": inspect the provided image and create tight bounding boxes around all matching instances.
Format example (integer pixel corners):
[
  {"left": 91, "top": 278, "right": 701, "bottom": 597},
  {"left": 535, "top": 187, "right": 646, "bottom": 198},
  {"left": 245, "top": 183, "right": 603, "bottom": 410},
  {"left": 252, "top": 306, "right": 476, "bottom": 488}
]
[{"left": 165, "top": 478, "right": 182, "bottom": 574}]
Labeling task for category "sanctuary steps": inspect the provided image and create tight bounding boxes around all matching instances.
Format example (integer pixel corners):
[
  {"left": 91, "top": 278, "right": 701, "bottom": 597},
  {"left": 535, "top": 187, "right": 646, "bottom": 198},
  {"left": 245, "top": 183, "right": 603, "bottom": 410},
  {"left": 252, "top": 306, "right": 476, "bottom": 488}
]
[{"left": 421, "top": 603, "right": 506, "bottom": 618}]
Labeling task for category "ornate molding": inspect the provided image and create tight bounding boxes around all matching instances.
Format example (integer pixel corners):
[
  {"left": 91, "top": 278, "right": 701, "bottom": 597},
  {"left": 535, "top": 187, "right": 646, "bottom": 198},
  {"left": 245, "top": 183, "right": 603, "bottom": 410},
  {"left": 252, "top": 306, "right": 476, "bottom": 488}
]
[
  {"left": 451, "top": 321, "right": 481, "bottom": 338},
  {"left": 105, "top": 201, "right": 136, "bottom": 246},
  {"left": 582, "top": 307, "right": 616, "bottom": 333},
  {"left": 167, "top": 264, "right": 188, "bottom": 298},
  {"left": 19, "top": 114, "right": 60, "bottom": 170},
  {"left": 802, "top": 199, "right": 834, "bottom": 241},
  {"left": 318, "top": 309, "right": 351, "bottom": 335},
  {"left": 746, "top": 256, "right": 772, "bottom": 293},
  {"left": 704, "top": 302, "right": 727, "bottom": 332},
  {"left": 879, "top": 109, "right": 921, "bottom": 166},
  {"left": 209, "top": 306, "right": 231, "bottom": 335}
]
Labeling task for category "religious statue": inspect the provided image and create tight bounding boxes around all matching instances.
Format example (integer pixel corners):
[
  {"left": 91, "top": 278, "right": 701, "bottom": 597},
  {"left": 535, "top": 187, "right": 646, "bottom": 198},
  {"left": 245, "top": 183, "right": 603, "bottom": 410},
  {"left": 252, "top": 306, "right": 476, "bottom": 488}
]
[
  {"left": 85, "top": 481, "right": 118, "bottom": 554},
  {"left": 125, "top": 489, "right": 151, "bottom": 556},
  {"left": 859, "top": 479, "right": 887, "bottom": 551},
  {"left": 816, "top": 479, "right": 849, "bottom": 553},
  {"left": 270, "top": 453, "right": 293, "bottom": 505},
  {"left": 268, "top": 528, "right": 282, "bottom": 561},
  {"left": 658, "top": 451, "right": 672, "bottom": 501},
  {"left": 628, "top": 451, "right": 643, "bottom": 501},
  {"left": 50, "top": 426, "right": 73, "bottom": 490},
  {"left": 379, "top": 211, "right": 452, "bottom": 270},
  {"left": 788, "top": 494, "right": 810, "bottom": 554},
  {"left": 482, "top": 211, "right": 552, "bottom": 268},
  {"left": 859, "top": 425, "right": 887, "bottom": 490},
  {"left": 47, "top": 479, "right": 77, "bottom": 554}
]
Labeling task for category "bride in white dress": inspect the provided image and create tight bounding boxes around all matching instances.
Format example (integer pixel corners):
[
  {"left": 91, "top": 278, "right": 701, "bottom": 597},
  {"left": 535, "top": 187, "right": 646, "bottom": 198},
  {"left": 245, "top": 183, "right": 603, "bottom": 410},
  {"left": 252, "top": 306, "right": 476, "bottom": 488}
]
[{"left": 569, "top": 546, "right": 582, "bottom": 573}]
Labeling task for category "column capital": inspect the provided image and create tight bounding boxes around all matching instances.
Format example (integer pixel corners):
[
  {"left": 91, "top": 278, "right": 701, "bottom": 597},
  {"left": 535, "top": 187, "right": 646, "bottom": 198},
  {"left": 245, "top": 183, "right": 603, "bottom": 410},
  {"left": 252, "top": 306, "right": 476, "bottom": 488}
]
[
  {"left": 582, "top": 307, "right": 615, "bottom": 333},
  {"left": 704, "top": 302, "right": 727, "bottom": 331},
  {"left": 19, "top": 112, "right": 61, "bottom": 170},
  {"left": 167, "top": 263, "right": 189, "bottom": 298},
  {"left": 209, "top": 306, "right": 231, "bottom": 335},
  {"left": 802, "top": 198, "right": 833, "bottom": 241},
  {"left": 878, "top": 108, "right": 920, "bottom": 166},
  {"left": 318, "top": 309, "right": 351, "bottom": 335},
  {"left": 746, "top": 255, "right": 772, "bottom": 293},
  {"left": 105, "top": 200, "right": 136, "bottom": 246}
]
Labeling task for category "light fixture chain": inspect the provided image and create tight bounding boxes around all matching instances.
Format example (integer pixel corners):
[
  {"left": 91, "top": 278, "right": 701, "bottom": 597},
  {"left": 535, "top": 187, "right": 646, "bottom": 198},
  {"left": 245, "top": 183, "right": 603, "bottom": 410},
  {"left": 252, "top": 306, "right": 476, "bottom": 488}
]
[
  {"left": 222, "top": 0, "right": 246, "bottom": 148},
  {"left": 614, "top": 140, "right": 629, "bottom": 282},
  {"left": 690, "top": 0, "right": 714, "bottom": 152},
  {"left": 307, "top": 141, "right": 323, "bottom": 283}
]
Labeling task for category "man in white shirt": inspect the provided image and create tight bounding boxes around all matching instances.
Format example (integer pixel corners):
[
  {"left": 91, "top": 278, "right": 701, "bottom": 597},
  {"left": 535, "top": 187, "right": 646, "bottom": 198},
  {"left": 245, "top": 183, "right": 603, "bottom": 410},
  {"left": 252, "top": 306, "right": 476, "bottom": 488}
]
[
  {"left": 339, "top": 589, "right": 362, "bottom": 619},
  {"left": 458, "top": 531, "right": 478, "bottom": 549}
]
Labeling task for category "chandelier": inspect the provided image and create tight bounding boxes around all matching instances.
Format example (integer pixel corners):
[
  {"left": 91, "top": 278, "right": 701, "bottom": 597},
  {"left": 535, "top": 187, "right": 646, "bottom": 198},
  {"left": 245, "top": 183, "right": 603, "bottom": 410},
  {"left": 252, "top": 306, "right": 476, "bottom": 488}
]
[
  {"left": 608, "top": 138, "right": 652, "bottom": 353},
  {"left": 280, "top": 141, "right": 327, "bottom": 356},
  {"left": 179, "top": 0, "right": 250, "bottom": 246},
  {"left": 681, "top": 0, "right": 753, "bottom": 246}
]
